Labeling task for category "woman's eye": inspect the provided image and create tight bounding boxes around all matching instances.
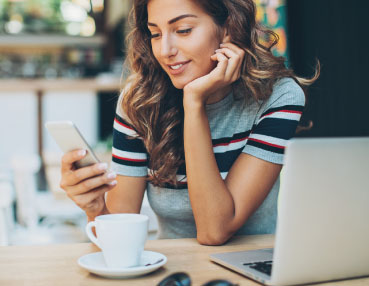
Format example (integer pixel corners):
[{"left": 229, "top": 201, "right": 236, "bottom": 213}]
[
  {"left": 177, "top": 28, "right": 192, "bottom": 34},
  {"left": 150, "top": 33, "right": 160, "bottom": 39}
]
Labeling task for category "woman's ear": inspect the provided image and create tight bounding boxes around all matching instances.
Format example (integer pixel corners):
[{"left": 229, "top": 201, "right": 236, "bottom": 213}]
[
  {"left": 222, "top": 29, "right": 230, "bottom": 43},
  {"left": 222, "top": 34, "right": 231, "bottom": 43}
]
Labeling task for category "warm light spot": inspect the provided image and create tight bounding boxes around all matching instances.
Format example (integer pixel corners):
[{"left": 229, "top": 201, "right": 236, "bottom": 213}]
[
  {"left": 91, "top": 0, "right": 104, "bottom": 13},
  {"left": 80, "top": 16, "right": 96, "bottom": 37}
]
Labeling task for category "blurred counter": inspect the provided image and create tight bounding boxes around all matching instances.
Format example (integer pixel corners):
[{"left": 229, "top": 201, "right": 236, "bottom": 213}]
[
  {"left": 0, "top": 77, "right": 122, "bottom": 92},
  {"left": 0, "top": 77, "right": 122, "bottom": 170}
]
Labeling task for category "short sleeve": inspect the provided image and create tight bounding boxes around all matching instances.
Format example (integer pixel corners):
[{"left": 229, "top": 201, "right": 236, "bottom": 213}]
[
  {"left": 110, "top": 108, "right": 148, "bottom": 177},
  {"left": 242, "top": 78, "right": 305, "bottom": 164}
]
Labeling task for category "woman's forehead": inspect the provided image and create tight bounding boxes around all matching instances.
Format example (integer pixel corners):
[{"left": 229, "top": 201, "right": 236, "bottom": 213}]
[{"left": 147, "top": 0, "right": 206, "bottom": 21}]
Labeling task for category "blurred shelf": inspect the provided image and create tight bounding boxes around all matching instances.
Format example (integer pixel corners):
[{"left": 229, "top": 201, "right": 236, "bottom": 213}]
[
  {"left": 0, "top": 77, "right": 122, "bottom": 92},
  {"left": 0, "top": 34, "right": 106, "bottom": 48}
]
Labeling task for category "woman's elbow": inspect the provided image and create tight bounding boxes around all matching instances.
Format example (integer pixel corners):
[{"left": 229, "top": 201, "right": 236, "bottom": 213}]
[{"left": 196, "top": 231, "right": 232, "bottom": 246}]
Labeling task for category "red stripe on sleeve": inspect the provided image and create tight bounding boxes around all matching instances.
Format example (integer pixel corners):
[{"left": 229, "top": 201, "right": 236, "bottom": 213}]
[
  {"left": 213, "top": 136, "right": 249, "bottom": 147},
  {"left": 262, "top": 110, "right": 302, "bottom": 118},
  {"left": 114, "top": 118, "right": 134, "bottom": 130},
  {"left": 247, "top": 138, "right": 285, "bottom": 149},
  {"left": 112, "top": 154, "right": 147, "bottom": 162}
]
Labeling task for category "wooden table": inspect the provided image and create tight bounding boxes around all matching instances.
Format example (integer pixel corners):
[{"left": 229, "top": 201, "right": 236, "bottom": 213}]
[{"left": 0, "top": 235, "right": 368, "bottom": 286}]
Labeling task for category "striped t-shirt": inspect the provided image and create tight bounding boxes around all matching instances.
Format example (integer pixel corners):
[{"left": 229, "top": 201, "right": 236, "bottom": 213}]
[{"left": 111, "top": 77, "right": 305, "bottom": 238}]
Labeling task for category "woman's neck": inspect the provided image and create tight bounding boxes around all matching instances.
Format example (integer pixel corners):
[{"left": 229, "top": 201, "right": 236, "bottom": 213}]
[{"left": 205, "top": 85, "right": 232, "bottom": 105}]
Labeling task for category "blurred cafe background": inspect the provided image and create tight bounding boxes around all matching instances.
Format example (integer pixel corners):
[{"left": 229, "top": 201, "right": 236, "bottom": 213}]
[{"left": 0, "top": 0, "right": 368, "bottom": 246}]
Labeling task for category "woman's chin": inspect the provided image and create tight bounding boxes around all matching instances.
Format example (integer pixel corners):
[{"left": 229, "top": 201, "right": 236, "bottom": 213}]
[
  {"left": 171, "top": 81, "right": 186, "bottom": 90},
  {"left": 170, "top": 78, "right": 193, "bottom": 90}
]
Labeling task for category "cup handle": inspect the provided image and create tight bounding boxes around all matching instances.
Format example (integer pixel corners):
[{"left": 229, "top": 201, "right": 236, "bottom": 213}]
[{"left": 85, "top": 221, "right": 101, "bottom": 249}]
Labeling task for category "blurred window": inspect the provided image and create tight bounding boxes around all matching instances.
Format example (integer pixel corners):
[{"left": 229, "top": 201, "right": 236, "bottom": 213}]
[{"left": 0, "top": 0, "right": 104, "bottom": 36}]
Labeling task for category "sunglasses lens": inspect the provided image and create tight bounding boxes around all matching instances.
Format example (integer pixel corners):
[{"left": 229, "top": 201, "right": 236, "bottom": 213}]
[
  {"left": 157, "top": 272, "right": 191, "bottom": 286},
  {"left": 159, "top": 281, "right": 183, "bottom": 286},
  {"left": 202, "top": 279, "right": 237, "bottom": 286}
]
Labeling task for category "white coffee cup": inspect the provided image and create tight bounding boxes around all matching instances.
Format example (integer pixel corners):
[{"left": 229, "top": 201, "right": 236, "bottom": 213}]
[{"left": 85, "top": 213, "right": 149, "bottom": 268}]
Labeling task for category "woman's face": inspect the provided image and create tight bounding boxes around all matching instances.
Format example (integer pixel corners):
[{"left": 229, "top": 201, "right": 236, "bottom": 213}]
[{"left": 147, "top": 0, "right": 224, "bottom": 89}]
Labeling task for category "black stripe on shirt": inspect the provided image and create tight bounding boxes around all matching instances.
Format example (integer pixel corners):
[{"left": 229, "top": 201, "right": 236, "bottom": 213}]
[
  {"left": 174, "top": 147, "right": 244, "bottom": 176},
  {"left": 246, "top": 138, "right": 285, "bottom": 154},
  {"left": 251, "top": 118, "right": 299, "bottom": 140},
  {"left": 161, "top": 181, "right": 188, "bottom": 190},
  {"left": 113, "top": 128, "right": 147, "bottom": 153},
  {"left": 212, "top": 130, "right": 251, "bottom": 146},
  {"left": 214, "top": 147, "right": 244, "bottom": 173}
]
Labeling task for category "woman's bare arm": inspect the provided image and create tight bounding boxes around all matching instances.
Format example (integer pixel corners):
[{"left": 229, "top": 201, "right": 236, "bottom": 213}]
[
  {"left": 184, "top": 106, "right": 281, "bottom": 245},
  {"left": 105, "top": 175, "right": 147, "bottom": 215}
]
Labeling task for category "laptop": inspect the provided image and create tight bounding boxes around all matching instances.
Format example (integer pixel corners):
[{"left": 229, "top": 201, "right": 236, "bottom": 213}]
[{"left": 210, "top": 137, "right": 369, "bottom": 286}]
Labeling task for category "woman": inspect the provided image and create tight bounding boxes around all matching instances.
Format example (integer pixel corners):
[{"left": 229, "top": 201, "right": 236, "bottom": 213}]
[{"left": 60, "top": 0, "right": 318, "bottom": 245}]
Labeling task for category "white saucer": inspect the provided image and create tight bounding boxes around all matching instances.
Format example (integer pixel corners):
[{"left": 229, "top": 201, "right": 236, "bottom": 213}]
[{"left": 78, "top": 251, "right": 167, "bottom": 278}]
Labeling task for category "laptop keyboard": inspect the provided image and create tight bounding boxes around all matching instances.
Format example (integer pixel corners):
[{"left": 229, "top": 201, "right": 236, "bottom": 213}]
[{"left": 243, "top": 261, "right": 273, "bottom": 276}]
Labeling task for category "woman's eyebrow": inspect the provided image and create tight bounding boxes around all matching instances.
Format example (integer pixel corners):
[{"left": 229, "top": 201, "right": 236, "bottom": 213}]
[{"left": 147, "top": 14, "right": 198, "bottom": 27}]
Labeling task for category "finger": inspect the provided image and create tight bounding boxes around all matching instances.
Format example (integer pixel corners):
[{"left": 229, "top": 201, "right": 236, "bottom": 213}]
[
  {"left": 219, "top": 43, "right": 246, "bottom": 79},
  {"left": 210, "top": 52, "right": 229, "bottom": 78},
  {"left": 69, "top": 172, "right": 117, "bottom": 197},
  {"left": 220, "top": 42, "right": 246, "bottom": 57},
  {"left": 64, "top": 162, "right": 108, "bottom": 186},
  {"left": 61, "top": 149, "right": 86, "bottom": 173},
  {"left": 214, "top": 48, "right": 242, "bottom": 82},
  {"left": 215, "top": 47, "right": 238, "bottom": 59}
]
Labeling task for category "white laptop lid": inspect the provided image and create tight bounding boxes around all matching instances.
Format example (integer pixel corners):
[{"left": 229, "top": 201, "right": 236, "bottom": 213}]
[{"left": 271, "top": 137, "right": 369, "bottom": 285}]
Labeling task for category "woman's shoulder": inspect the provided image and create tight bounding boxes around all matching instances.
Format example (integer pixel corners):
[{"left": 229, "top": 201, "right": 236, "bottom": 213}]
[
  {"left": 115, "top": 100, "right": 130, "bottom": 122},
  {"left": 266, "top": 77, "right": 305, "bottom": 108}
]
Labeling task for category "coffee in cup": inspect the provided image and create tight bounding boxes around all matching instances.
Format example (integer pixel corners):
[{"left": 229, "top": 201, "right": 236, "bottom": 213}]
[{"left": 85, "top": 213, "right": 149, "bottom": 268}]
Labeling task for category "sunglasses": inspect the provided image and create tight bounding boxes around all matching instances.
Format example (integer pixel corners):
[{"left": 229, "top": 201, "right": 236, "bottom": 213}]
[{"left": 157, "top": 272, "right": 239, "bottom": 286}]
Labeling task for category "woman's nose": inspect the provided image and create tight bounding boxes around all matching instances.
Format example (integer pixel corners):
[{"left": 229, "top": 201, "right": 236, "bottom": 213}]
[{"left": 160, "top": 34, "right": 177, "bottom": 58}]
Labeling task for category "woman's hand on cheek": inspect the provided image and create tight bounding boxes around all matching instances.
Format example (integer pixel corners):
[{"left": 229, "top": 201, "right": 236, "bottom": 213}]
[{"left": 183, "top": 42, "right": 245, "bottom": 109}]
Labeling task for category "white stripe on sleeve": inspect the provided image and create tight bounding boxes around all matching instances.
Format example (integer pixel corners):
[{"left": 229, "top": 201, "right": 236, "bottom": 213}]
[
  {"left": 113, "top": 120, "right": 139, "bottom": 137},
  {"left": 248, "top": 134, "right": 287, "bottom": 147},
  {"left": 112, "top": 147, "right": 147, "bottom": 160},
  {"left": 213, "top": 138, "right": 248, "bottom": 153},
  {"left": 258, "top": 111, "right": 302, "bottom": 124}
]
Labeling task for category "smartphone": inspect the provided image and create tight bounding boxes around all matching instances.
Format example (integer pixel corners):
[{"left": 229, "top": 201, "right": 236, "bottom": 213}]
[{"left": 45, "top": 121, "right": 100, "bottom": 169}]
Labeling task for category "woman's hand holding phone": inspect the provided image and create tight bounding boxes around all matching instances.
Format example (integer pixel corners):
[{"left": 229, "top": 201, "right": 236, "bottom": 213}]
[
  {"left": 183, "top": 40, "right": 245, "bottom": 108},
  {"left": 60, "top": 149, "right": 117, "bottom": 220}
]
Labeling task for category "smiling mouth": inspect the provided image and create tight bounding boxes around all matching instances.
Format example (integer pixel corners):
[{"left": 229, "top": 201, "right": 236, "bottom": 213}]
[
  {"left": 170, "top": 64, "right": 185, "bottom": 70},
  {"left": 167, "top": 61, "right": 190, "bottom": 75}
]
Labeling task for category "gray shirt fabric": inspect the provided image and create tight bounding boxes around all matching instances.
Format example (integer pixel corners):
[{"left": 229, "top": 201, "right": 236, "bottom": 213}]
[{"left": 111, "top": 77, "right": 305, "bottom": 239}]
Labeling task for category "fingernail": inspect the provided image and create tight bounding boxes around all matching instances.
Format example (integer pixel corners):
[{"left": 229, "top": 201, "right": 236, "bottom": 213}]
[
  {"left": 215, "top": 49, "right": 221, "bottom": 52},
  {"left": 78, "top": 150, "right": 86, "bottom": 156},
  {"left": 107, "top": 172, "right": 116, "bottom": 179},
  {"left": 220, "top": 43, "right": 225, "bottom": 47},
  {"left": 97, "top": 163, "right": 108, "bottom": 170},
  {"left": 109, "top": 180, "right": 117, "bottom": 186}
]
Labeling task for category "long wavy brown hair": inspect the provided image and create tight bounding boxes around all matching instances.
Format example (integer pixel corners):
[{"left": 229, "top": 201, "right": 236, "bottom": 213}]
[{"left": 119, "top": 0, "right": 319, "bottom": 187}]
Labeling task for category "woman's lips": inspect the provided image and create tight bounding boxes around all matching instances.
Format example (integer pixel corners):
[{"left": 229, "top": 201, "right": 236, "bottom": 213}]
[{"left": 167, "top": 61, "right": 191, "bottom": 75}]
